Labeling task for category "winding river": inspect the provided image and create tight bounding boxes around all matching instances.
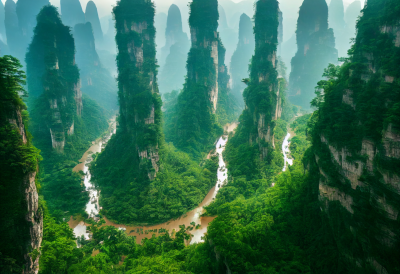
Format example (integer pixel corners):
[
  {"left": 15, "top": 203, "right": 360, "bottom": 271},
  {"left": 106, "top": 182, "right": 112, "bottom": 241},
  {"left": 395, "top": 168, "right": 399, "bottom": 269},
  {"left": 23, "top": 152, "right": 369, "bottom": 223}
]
[{"left": 69, "top": 125, "right": 232, "bottom": 245}]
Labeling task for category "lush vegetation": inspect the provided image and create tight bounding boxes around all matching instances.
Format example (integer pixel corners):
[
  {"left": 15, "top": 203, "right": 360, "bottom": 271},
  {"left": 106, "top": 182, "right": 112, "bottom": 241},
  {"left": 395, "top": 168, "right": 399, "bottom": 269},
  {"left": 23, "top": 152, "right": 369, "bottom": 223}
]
[
  {"left": 26, "top": 6, "right": 109, "bottom": 218},
  {"left": 0, "top": 56, "right": 41, "bottom": 273}
]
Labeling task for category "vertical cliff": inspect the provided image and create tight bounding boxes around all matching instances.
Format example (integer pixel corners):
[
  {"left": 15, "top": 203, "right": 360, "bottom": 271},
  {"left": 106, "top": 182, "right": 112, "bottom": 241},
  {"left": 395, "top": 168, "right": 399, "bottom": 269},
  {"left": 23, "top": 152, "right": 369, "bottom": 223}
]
[
  {"left": 84, "top": 1, "right": 103, "bottom": 44},
  {"left": 16, "top": 0, "right": 49, "bottom": 44},
  {"left": 288, "top": 0, "right": 338, "bottom": 109},
  {"left": 310, "top": 0, "right": 400, "bottom": 272},
  {"left": 60, "top": 0, "right": 85, "bottom": 28},
  {"left": 218, "top": 5, "right": 237, "bottom": 65},
  {"left": 26, "top": 5, "right": 82, "bottom": 152},
  {"left": 173, "top": 0, "right": 222, "bottom": 157},
  {"left": 240, "top": 0, "right": 281, "bottom": 160},
  {"left": 0, "top": 1, "right": 7, "bottom": 43},
  {"left": 278, "top": 9, "right": 283, "bottom": 55},
  {"left": 113, "top": 0, "right": 161, "bottom": 179},
  {"left": 230, "top": 13, "right": 255, "bottom": 107},
  {"left": 344, "top": 1, "right": 362, "bottom": 40},
  {"left": 0, "top": 56, "right": 42, "bottom": 274},
  {"left": 158, "top": 4, "right": 189, "bottom": 94},
  {"left": 74, "top": 22, "right": 118, "bottom": 112}
]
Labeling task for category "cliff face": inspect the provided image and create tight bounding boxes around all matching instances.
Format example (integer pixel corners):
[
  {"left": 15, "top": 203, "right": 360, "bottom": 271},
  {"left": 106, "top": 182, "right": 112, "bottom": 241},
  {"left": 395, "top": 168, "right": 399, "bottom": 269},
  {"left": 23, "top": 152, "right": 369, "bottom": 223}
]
[
  {"left": 26, "top": 6, "right": 82, "bottom": 152},
  {"left": 84, "top": 1, "right": 103, "bottom": 44},
  {"left": 4, "top": 0, "right": 23, "bottom": 59},
  {"left": 114, "top": 0, "right": 161, "bottom": 179},
  {"left": 310, "top": 0, "right": 400, "bottom": 272},
  {"left": 230, "top": 13, "right": 254, "bottom": 107},
  {"left": 16, "top": 0, "right": 49, "bottom": 43},
  {"left": 344, "top": 1, "right": 362, "bottom": 41},
  {"left": 218, "top": 5, "right": 237, "bottom": 66},
  {"left": 74, "top": 22, "right": 118, "bottom": 112},
  {"left": 0, "top": 56, "right": 42, "bottom": 274},
  {"left": 158, "top": 4, "right": 189, "bottom": 94},
  {"left": 0, "top": 1, "right": 6, "bottom": 43},
  {"left": 240, "top": 0, "right": 281, "bottom": 160},
  {"left": 60, "top": 0, "right": 85, "bottom": 28},
  {"left": 174, "top": 0, "right": 222, "bottom": 157},
  {"left": 288, "top": 0, "right": 338, "bottom": 109}
]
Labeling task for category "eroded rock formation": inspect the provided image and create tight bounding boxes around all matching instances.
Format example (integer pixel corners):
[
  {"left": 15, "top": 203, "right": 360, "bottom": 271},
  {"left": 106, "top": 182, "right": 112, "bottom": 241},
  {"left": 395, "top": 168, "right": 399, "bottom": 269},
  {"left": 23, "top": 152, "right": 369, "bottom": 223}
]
[
  {"left": 60, "top": 0, "right": 85, "bottom": 28},
  {"left": 288, "top": 0, "right": 338, "bottom": 109},
  {"left": 113, "top": 0, "right": 161, "bottom": 179},
  {"left": 310, "top": 0, "right": 400, "bottom": 271},
  {"left": 328, "top": 0, "right": 348, "bottom": 57},
  {"left": 26, "top": 6, "right": 82, "bottom": 152},
  {"left": 84, "top": 1, "right": 103, "bottom": 44}
]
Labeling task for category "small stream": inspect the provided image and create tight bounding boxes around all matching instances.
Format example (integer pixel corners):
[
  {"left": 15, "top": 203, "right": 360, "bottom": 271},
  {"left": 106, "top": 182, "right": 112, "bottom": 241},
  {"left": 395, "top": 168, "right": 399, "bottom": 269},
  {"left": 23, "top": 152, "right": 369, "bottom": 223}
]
[
  {"left": 282, "top": 133, "right": 293, "bottom": 172},
  {"left": 70, "top": 133, "right": 230, "bottom": 245}
]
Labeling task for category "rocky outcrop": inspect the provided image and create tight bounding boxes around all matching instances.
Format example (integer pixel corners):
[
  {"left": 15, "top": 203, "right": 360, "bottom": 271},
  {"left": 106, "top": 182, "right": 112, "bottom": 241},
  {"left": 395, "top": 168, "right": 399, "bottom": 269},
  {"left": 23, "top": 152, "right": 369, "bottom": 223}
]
[
  {"left": 26, "top": 5, "right": 82, "bottom": 152},
  {"left": 158, "top": 4, "right": 190, "bottom": 94},
  {"left": 230, "top": 13, "right": 255, "bottom": 107},
  {"left": 113, "top": 0, "right": 161, "bottom": 179},
  {"left": 60, "top": 0, "right": 85, "bottom": 27},
  {"left": 310, "top": 0, "right": 400, "bottom": 272},
  {"left": 84, "top": 1, "right": 103, "bottom": 44},
  {"left": 288, "top": 0, "right": 338, "bottom": 109}
]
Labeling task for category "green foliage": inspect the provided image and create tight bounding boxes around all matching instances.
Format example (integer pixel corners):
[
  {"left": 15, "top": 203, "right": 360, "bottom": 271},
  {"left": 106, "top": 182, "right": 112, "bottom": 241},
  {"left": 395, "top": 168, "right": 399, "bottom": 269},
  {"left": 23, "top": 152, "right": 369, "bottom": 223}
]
[
  {"left": 91, "top": 138, "right": 218, "bottom": 224},
  {"left": 0, "top": 56, "right": 41, "bottom": 273}
]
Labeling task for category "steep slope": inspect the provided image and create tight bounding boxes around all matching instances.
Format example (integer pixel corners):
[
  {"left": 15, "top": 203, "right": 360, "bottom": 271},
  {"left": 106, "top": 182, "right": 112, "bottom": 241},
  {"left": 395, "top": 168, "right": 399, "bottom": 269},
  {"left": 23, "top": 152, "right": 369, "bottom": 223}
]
[
  {"left": 91, "top": 0, "right": 218, "bottom": 225},
  {"left": 26, "top": 5, "right": 108, "bottom": 216},
  {"left": 230, "top": 13, "right": 255, "bottom": 107},
  {"left": 84, "top": 1, "right": 103, "bottom": 44},
  {"left": 158, "top": 4, "right": 189, "bottom": 94},
  {"left": 310, "top": 0, "right": 400, "bottom": 272},
  {"left": 74, "top": 22, "right": 117, "bottom": 112},
  {"left": 171, "top": 0, "right": 222, "bottom": 158},
  {"left": 0, "top": 56, "right": 42, "bottom": 274},
  {"left": 288, "top": 0, "right": 338, "bottom": 109}
]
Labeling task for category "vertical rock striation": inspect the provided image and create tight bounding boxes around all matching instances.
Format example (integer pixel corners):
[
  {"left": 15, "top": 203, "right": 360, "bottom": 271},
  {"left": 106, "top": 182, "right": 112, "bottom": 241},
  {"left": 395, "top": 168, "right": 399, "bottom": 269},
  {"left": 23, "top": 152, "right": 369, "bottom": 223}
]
[
  {"left": 74, "top": 22, "right": 118, "bottom": 111},
  {"left": 84, "top": 1, "right": 103, "bottom": 44},
  {"left": 288, "top": 0, "right": 338, "bottom": 109},
  {"left": 0, "top": 56, "right": 42, "bottom": 274},
  {"left": 310, "top": 0, "right": 400, "bottom": 272},
  {"left": 60, "top": 0, "right": 85, "bottom": 28},
  {"left": 230, "top": 13, "right": 255, "bottom": 107},
  {"left": 158, "top": 4, "right": 189, "bottom": 94},
  {"left": 174, "top": 0, "right": 222, "bottom": 157},
  {"left": 232, "top": 0, "right": 282, "bottom": 161},
  {"left": 113, "top": 0, "right": 161, "bottom": 179},
  {"left": 26, "top": 6, "right": 82, "bottom": 152}
]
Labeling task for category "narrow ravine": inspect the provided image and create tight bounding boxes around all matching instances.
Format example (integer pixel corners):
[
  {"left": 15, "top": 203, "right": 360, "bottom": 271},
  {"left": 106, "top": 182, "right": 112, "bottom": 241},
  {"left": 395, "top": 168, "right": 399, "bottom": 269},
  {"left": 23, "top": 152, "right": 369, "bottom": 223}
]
[{"left": 70, "top": 127, "right": 234, "bottom": 244}]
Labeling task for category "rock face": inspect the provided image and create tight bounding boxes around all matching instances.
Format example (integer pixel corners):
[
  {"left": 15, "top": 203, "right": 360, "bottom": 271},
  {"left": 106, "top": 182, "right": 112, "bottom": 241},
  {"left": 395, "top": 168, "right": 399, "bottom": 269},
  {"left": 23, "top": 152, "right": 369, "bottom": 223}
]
[
  {"left": 278, "top": 9, "right": 283, "bottom": 55},
  {"left": 60, "top": 0, "right": 85, "bottom": 28},
  {"left": 173, "top": 0, "right": 222, "bottom": 157},
  {"left": 113, "top": 0, "right": 161, "bottom": 179},
  {"left": 230, "top": 13, "right": 255, "bottom": 107},
  {"left": 328, "top": 0, "right": 348, "bottom": 57},
  {"left": 74, "top": 22, "right": 118, "bottom": 111},
  {"left": 288, "top": 0, "right": 338, "bottom": 109},
  {"left": 158, "top": 4, "right": 189, "bottom": 94},
  {"left": 239, "top": 0, "right": 282, "bottom": 160},
  {"left": 16, "top": 0, "right": 49, "bottom": 44},
  {"left": 0, "top": 56, "right": 42, "bottom": 274},
  {"left": 84, "top": 1, "right": 103, "bottom": 44},
  {"left": 310, "top": 0, "right": 400, "bottom": 272},
  {"left": 26, "top": 6, "right": 82, "bottom": 152},
  {"left": 344, "top": 1, "right": 362, "bottom": 40}
]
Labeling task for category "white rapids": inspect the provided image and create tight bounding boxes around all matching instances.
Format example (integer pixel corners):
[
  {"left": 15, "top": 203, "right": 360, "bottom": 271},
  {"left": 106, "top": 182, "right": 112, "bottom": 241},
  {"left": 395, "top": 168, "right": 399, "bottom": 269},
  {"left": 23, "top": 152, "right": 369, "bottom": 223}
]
[{"left": 282, "top": 133, "right": 293, "bottom": 172}]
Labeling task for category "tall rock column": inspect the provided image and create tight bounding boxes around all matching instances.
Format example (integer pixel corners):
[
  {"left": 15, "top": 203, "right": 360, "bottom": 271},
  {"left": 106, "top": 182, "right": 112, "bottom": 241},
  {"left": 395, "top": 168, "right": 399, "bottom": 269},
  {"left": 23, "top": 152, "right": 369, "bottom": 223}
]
[
  {"left": 114, "top": 0, "right": 161, "bottom": 179},
  {"left": 230, "top": 13, "right": 255, "bottom": 107},
  {"left": 85, "top": 1, "right": 103, "bottom": 44},
  {"left": 4, "top": 0, "right": 23, "bottom": 60},
  {"left": 328, "top": 0, "right": 347, "bottom": 57},
  {"left": 60, "top": 0, "right": 85, "bottom": 28},
  {"left": 0, "top": 56, "right": 42, "bottom": 274},
  {"left": 288, "top": 0, "right": 338, "bottom": 109},
  {"left": 242, "top": 0, "right": 281, "bottom": 160},
  {"left": 158, "top": 4, "right": 189, "bottom": 94},
  {"left": 174, "top": 0, "right": 221, "bottom": 157},
  {"left": 26, "top": 5, "right": 82, "bottom": 152}
]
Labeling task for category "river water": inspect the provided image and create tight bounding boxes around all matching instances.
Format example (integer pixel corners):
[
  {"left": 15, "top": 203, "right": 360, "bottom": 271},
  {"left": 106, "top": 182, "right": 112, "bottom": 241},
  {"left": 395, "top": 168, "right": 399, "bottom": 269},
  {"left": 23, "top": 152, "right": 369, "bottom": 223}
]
[{"left": 70, "top": 132, "right": 231, "bottom": 245}]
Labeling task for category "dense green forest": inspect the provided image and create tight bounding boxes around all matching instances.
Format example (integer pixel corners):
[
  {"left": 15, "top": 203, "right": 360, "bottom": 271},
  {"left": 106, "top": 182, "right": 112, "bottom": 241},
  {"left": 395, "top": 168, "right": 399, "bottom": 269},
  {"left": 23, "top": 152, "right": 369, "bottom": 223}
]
[
  {"left": 26, "top": 6, "right": 108, "bottom": 218},
  {"left": 1, "top": 0, "right": 400, "bottom": 273}
]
